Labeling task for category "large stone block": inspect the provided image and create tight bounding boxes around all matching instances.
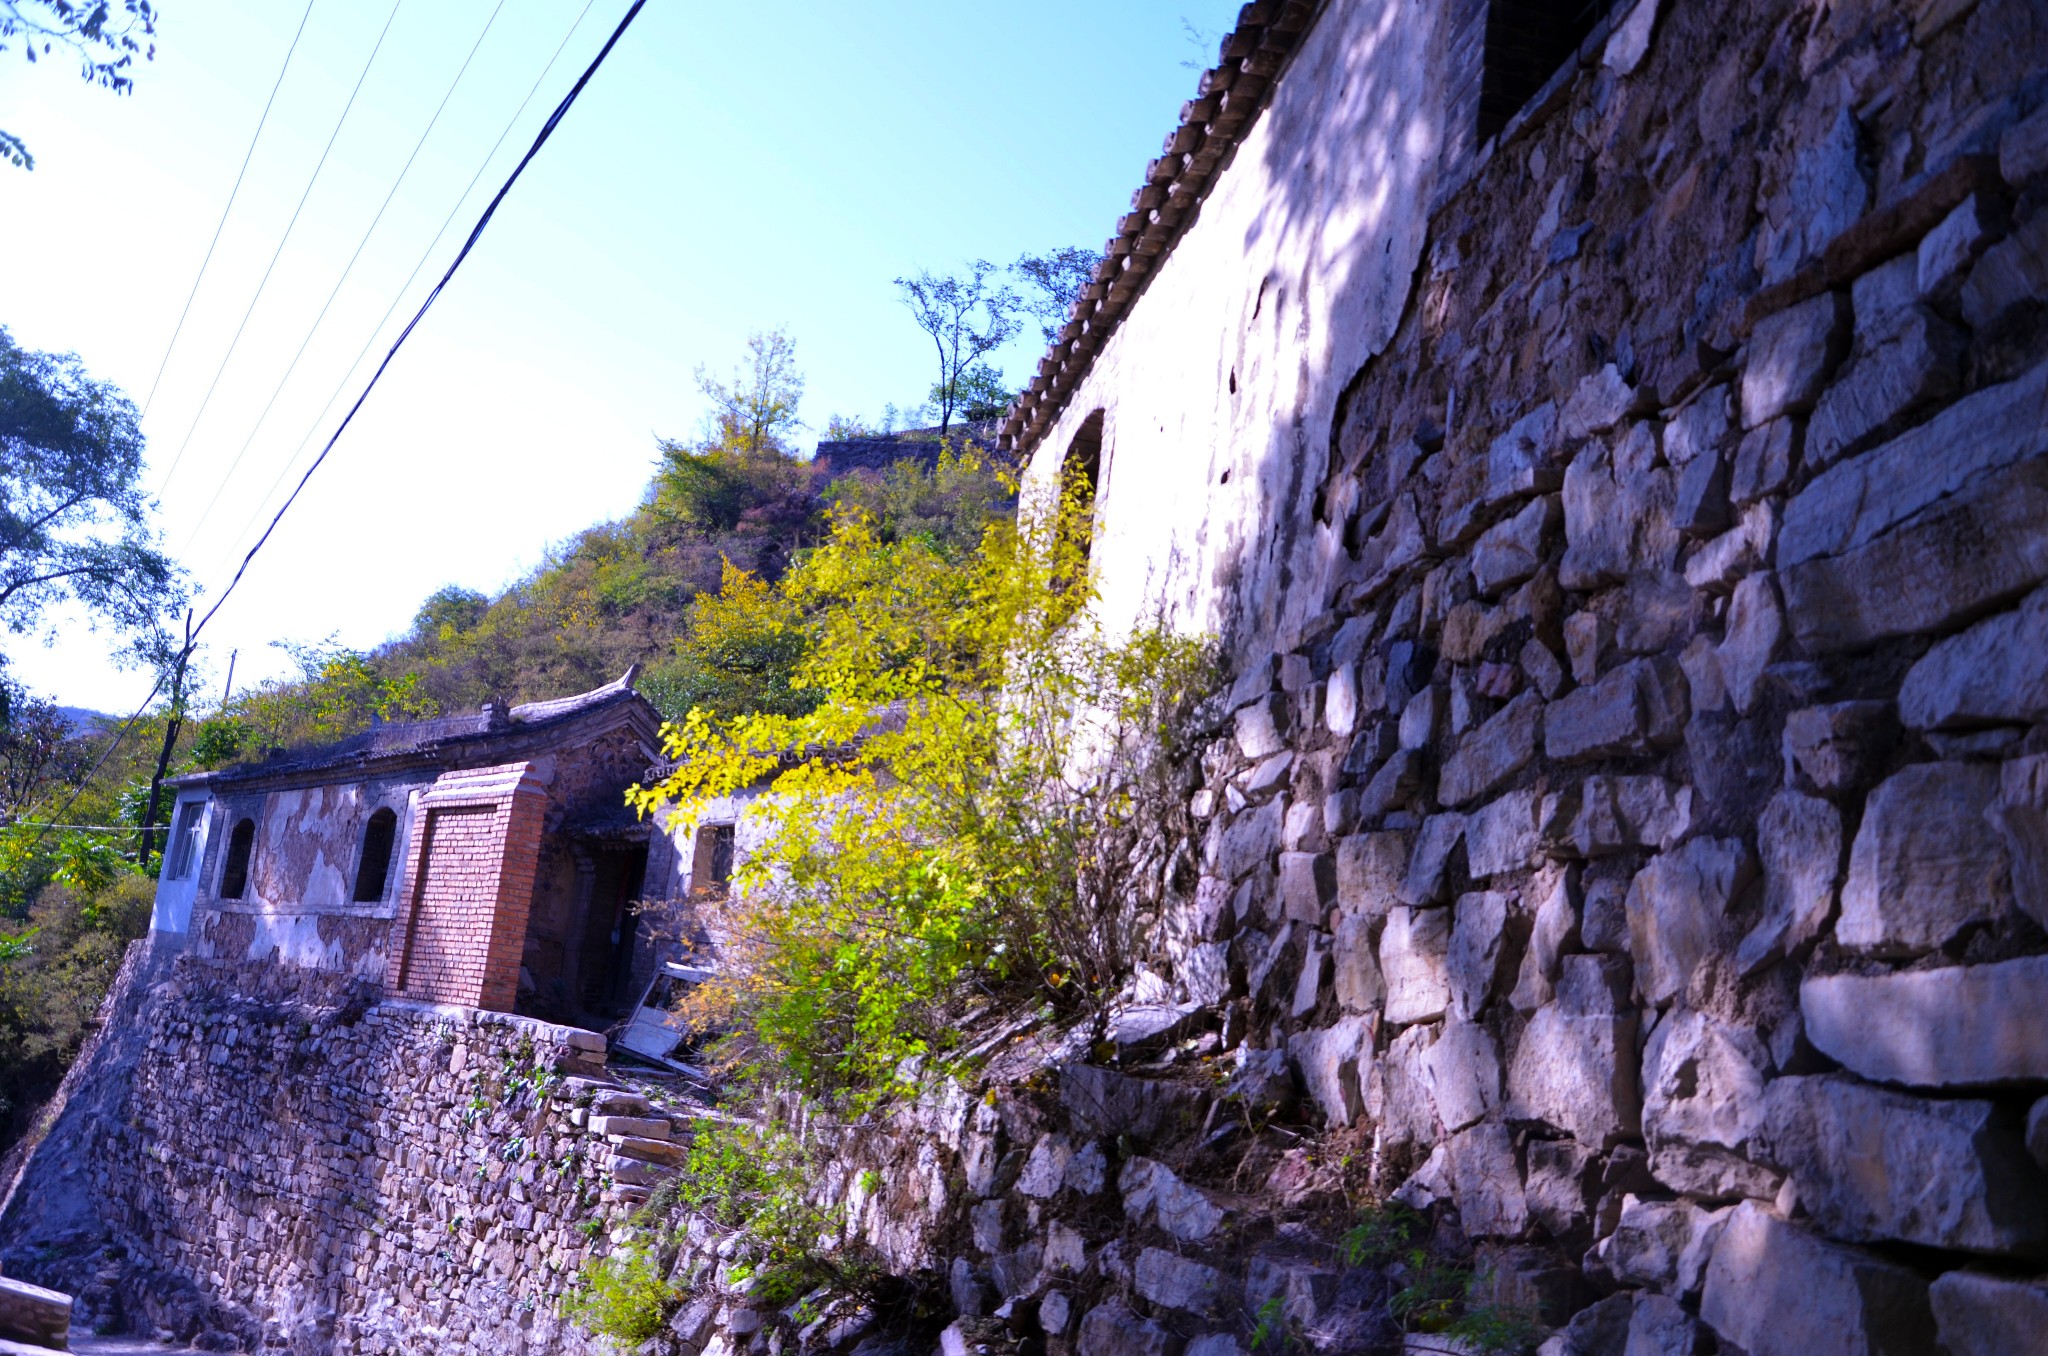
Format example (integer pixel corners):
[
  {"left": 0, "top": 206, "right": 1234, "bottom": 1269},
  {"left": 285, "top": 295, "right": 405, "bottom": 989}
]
[
  {"left": 1741, "top": 291, "right": 1848, "bottom": 427},
  {"left": 1780, "top": 339, "right": 2048, "bottom": 557},
  {"left": 1208, "top": 798, "right": 1285, "bottom": 882},
  {"left": 1336, "top": 831, "right": 1410, "bottom": 916},
  {"left": 1509, "top": 868, "right": 1577, "bottom": 1012},
  {"left": 1642, "top": 1010, "right": 1778, "bottom": 1201},
  {"left": 1734, "top": 790, "right": 1842, "bottom": 975},
  {"left": 1439, "top": 693, "right": 1543, "bottom": 807},
  {"left": 1289, "top": 1014, "right": 1374, "bottom": 1126},
  {"left": 1544, "top": 658, "right": 1687, "bottom": 763},
  {"left": 1447, "top": 890, "right": 1511, "bottom": 1020},
  {"left": 1277, "top": 851, "right": 1336, "bottom": 925},
  {"left": 1447, "top": 1122, "right": 1527, "bottom": 1237},
  {"left": 1625, "top": 837, "right": 1754, "bottom": 1007},
  {"left": 1760, "top": 1074, "right": 2048, "bottom": 1253},
  {"left": 1780, "top": 458, "right": 2048, "bottom": 653},
  {"left": 1600, "top": 1196, "right": 1731, "bottom": 1296},
  {"left": 1507, "top": 1003, "right": 1641, "bottom": 1149},
  {"left": 1465, "top": 789, "right": 1541, "bottom": 879},
  {"left": 1997, "top": 755, "right": 2048, "bottom": 930},
  {"left": 1061, "top": 1065, "right": 1206, "bottom": 1143},
  {"left": 1805, "top": 309, "right": 1963, "bottom": 470},
  {"left": 1931, "top": 1272, "right": 2048, "bottom": 1356},
  {"left": 1380, "top": 906, "right": 1452, "bottom": 1025},
  {"left": 1836, "top": 762, "right": 2012, "bottom": 956},
  {"left": 1700, "top": 1204, "right": 1935, "bottom": 1356},
  {"left": 1331, "top": 907, "right": 1384, "bottom": 1012},
  {"left": 1781, "top": 700, "right": 1895, "bottom": 797},
  {"left": 1473, "top": 495, "right": 1558, "bottom": 597},
  {"left": 1801, "top": 958, "right": 2048, "bottom": 1087},
  {"left": 1571, "top": 775, "right": 1692, "bottom": 857},
  {"left": 1898, "top": 583, "right": 2048, "bottom": 730},
  {"left": 1077, "top": 1301, "right": 1179, "bottom": 1356},
  {"left": 1422, "top": 1019, "right": 1500, "bottom": 1133},
  {"left": 1134, "top": 1247, "right": 1225, "bottom": 1315}
]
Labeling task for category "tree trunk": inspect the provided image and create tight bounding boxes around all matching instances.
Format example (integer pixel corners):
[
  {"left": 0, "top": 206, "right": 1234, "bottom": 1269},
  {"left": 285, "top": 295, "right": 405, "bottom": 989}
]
[{"left": 136, "top": 649, "right": 188, "bottom": 865}]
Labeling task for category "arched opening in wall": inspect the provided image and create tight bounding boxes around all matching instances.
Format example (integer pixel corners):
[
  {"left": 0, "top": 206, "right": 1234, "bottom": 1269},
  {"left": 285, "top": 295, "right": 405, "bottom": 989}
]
[
  {"left": 353, "top": 808, "right": 398, "bottom": 902},
  {"left": 1477, "top": 0, "right": 1602, "bottom": 142},
  {"left": 1053, "top": 410, "right": 1105, "bottom": 600},
  {"left": 576, "top": 843, "right": 650, "bottom": 1017},
  {"left": 165, "top": 800, "right": 205, "bottom": 879},
  {"left": 219, "top": 818, "right": 255, "bottom": 900}
]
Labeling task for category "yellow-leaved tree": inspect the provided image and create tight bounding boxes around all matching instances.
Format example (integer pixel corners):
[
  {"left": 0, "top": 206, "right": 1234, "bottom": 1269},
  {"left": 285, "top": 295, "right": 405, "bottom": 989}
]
[{"left": 629, "top": 452, "right": 1216, "bottom": 1101}]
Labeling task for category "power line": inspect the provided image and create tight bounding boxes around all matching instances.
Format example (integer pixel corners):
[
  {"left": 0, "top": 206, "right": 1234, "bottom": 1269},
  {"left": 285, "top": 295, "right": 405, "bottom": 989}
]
[
  {"left": 177, "top": 0, "right": 511, "bottom": 556},
  {"left": 18, "top": 0, "right": 648, "bottom": 868},
  {"left": 152, "top": 0, "right": 407, "bottom": 497},
  {"left": 206, "top": 0, "right": 601, "bottom": 583},
  {"left": 139, "top": 0, "right": 319, "bottom": 420}
]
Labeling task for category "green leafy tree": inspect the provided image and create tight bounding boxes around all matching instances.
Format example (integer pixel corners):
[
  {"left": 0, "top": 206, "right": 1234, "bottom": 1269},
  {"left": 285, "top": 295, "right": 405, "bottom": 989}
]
[
  {"left": 0, "top": 327, "right": 184, "bottom": 660},
  {"left": 1011, "top": 246, "right": 1102, "bottom": 344},
  {"left": 927, "top": 362, "right": 1013, "bottom": 424},
  {"left": 413, "top": 585, "right": 488, "bottom": 642},
  {"left": 693, "top": 327, "right": 805, "bottom": 458},
  {"left": 0, "top": 675, "right": 84, "bottom": 822},
  {"left": 894, "top": 262, "right": 1021, "bottom": 435},
  {"left": 1, "top": 1, "right": 160, "bottom": 170}
]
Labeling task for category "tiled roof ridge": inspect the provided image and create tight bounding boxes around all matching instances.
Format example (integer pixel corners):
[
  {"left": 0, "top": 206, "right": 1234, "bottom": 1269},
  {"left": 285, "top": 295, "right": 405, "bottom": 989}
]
[{"left": 998, "top": 0, "right": 1323, "bottom": 455}]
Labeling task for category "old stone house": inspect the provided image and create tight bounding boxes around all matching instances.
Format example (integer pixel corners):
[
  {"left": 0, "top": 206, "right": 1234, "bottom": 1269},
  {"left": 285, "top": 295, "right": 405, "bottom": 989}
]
[{"left": 148, "top": 669, "right": 731, "bottom": 1026}]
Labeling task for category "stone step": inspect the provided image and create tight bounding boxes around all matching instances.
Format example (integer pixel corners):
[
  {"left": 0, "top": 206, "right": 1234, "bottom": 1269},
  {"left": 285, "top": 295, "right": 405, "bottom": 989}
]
[{"left": 0, "top": 1277, "right": 69, "bottom": 1350}]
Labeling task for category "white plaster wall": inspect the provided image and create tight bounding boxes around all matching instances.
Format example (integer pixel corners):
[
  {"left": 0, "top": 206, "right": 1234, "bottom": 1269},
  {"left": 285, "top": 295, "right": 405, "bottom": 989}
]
[
  {"left": 149, "top": 791, "right": 214, "bottom": 935},
  {"left": 1022, "top": 0, "right": 1447, "bottom": 657}
]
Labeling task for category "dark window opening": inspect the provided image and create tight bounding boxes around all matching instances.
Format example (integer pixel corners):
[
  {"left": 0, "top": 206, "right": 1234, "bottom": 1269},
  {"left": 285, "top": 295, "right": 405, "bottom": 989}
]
[
  {"left": 1054, "top": 410, "right": 1104, "bottom": 597},
  {"left": 692, "top": 823, "right": 737, "bottom": 894},
  {"left": 220, "top": 818, "right": 256, "bottom": 900},
  {"left": 166, "top": 801, "right": 204, "bottom": 880},
  {"left": 353, "top": 808, "right": 398, "bottom": 902},
  {"left": 1478, "top": 0, "right": 1602, "bottom": 143}
]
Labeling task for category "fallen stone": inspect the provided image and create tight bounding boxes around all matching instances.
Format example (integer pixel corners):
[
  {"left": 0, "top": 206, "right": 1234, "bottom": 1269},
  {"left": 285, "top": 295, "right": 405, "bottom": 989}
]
[
  {"left": 1508, "top": 1000, "right": 1641, "bottom": 1150},
  {"left": 1642, "top": 1010, "right": 1778, "bottom": 1201},
  {"left": 1438, "top": 693, "right": 1543, "bottom": 807},
  {"left": 1601, "top": 1196, "right": 1731, "bottom": 1296},
  {"left": 1076, "top": 1301, "right": 1177, "bottom": 1356},
  {"left": 1781, "top": 700, "right": 1895, "bottom": 797},
  {"left": 1700, "top": 1204, "right": 1935, "bottom": 1356},
  {"left": 1545, "top": 658, "right": 1687, "bottom": 762},
  {"left": 1735, "top": 790, "right": 1842, "bottom": 975},
  {"left": 1447, "top": 1121, "right": 1528, "bottom": 1237},
  {"left": 1760, "top": 1074, "right": 2048, "bottom": 1253},
  {"left": 1741, "top": 291, "right": 1847, "bottom": 427},
  {"left": 1836, "top": 761, "right": 2013, "bottom": 956},
  {"left": 1381, "top": 906, "right": 1452, "bottom": 1025},
  {"left": 1779, "top": 357, "right": 2048, "bottom": 569},
  {"left": 1899, "top": 582, "right": 2048, "bottom": 730},
  {"left": 1626, "top": 837, "right": 1754, "bottom": 1007},
  {"left": 1289, "top": 1014, "right": 1374, "bottom": 1126},
  {"left": 1800, "top": 957, "right": 2048, "bottom": 1087},
  {"left": 1120, "top": 1158, "right": 1227, "bottom": 1244},
  {"left": 1782, "top": 456, "right": 2048, "bottom": 654},
  {"left": 1931, "top": 1272, "right": 2048, "bottom": 1356},
  {"left": 1423, "top": 1019, "right": 1501, "bottom": 1132},
  {"left": 1473, "top": 495, "right": 1559, "bottom": 597}
]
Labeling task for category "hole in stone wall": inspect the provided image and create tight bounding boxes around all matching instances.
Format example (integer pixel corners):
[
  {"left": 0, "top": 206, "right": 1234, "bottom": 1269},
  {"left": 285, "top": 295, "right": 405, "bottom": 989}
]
[
  {"left": 220, "top": 818, "right": 255, "bottom": 900},
  {"left": 1054, "top": 410, "right": 1105, "bottom": 598},
  {"left": 353, "top": 808, "right": 398, "bottom": 902},
  {"left": 1478, "top": 0, "right": 1602, "bottom": 143}
]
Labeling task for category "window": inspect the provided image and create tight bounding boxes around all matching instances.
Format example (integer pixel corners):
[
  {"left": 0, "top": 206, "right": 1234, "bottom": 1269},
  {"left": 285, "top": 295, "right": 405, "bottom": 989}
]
[
  {"left": 1053, "top": 410, "right": 1104, "bottom": 596},
  {"left": 219, "top": 818, "right": 255, "bottom": 900},
  {"left": 1477, "top": 0, "right": 1602, "bottom": 143},
  {"left": 352, "top": 808, "right": 398, "bottom": 902},
  {"left": 691, "top": 823, "right": 736, "bottom": 894},
  {"left": 166, "top": 801, "right": 204, "bottom": 880}
]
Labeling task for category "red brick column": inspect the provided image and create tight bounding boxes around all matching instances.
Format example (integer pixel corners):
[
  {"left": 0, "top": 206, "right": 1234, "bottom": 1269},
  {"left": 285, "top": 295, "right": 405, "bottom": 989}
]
[{"left": 388, "top": 763, "right": 548, "bottom": 1011}]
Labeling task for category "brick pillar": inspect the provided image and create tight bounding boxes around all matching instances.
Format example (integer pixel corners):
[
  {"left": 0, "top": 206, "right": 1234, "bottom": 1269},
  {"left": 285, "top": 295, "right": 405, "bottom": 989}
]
[{"left": 388, "top": 762, "right": 548, "bottom": 1011}]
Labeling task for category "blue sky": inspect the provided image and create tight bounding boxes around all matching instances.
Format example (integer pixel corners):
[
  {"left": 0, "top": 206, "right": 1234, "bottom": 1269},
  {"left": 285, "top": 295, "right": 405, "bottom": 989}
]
[{"left": 0, "top": 0, "right": 1240, "bottom": 711}]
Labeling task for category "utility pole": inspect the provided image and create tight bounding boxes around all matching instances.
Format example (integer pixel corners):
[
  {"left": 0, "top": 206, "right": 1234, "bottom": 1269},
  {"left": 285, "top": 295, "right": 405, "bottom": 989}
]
[
  {"left": 136, "top": 614, "right": 195, "bottom": 868},
  {"left": 221, "top": 648, "right": 238, "bottom": 708}
]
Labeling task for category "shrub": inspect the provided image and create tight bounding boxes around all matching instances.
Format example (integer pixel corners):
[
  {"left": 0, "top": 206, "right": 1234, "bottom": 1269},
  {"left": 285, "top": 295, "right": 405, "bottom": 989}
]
[{"left": 563, "top": 1244, "right": 675, "bottom": 1343}]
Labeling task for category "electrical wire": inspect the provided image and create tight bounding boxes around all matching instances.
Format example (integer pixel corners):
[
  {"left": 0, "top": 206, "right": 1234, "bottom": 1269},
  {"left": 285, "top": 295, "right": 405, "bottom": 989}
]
[
  {"left": 204, "top": 0, "right": 601, "bottom": 582},
  {"left": 139, "top": 0, "right": 319, "bottom": 421},
  {"left": 176, "top": 0, "right": 510, "bottom": 556},
  {"left": 152, "top": 0, "right": 407, "bottom": 497},
  {"left": 21, "top": 0, "right": 647, "bottom": 865}
]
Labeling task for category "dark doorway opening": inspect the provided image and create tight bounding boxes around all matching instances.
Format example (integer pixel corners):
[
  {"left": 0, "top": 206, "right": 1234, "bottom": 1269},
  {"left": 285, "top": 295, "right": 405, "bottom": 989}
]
[{"left": 577, "top": 843, "right": 649, "bottom": 1019}]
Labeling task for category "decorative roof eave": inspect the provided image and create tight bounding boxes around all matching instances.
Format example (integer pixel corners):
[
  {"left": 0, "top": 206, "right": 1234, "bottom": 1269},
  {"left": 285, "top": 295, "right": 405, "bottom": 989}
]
[{"left": 998, "top": 0, "right": 1323, "bottom": 457}]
